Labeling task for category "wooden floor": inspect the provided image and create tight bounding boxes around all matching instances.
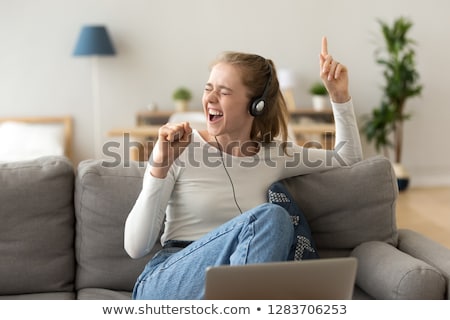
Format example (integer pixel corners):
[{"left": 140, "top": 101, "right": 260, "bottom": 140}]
[{"left": 396, "top": 187, "right": 450, "bottom": 249}]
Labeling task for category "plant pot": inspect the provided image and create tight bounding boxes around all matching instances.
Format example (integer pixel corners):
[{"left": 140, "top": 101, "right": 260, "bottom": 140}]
[
  {"left": 392, "top": 162, "right": 410, "bottom": 191},
  {"left": 312, "top": 95, "right": 329, "bottom": 111},
  {"left": 175, "top": 100, "right": 189, "bottom": 112}
]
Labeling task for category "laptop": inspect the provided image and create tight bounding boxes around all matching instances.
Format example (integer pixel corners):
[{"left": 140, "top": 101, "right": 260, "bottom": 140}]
[{"left": 204, "top": 257, "right": 357, "bottom": 300}]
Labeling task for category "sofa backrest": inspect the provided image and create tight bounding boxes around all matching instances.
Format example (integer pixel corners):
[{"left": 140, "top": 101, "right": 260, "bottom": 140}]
[
  {"left": 282, "top": 156, "right": 399, "bottom": 250},
  {"left": 0, "top": 156, "right": 75, "bottom": 296},
  {"left": 74, "top": 160, "right": 161, "bottom": 292}
]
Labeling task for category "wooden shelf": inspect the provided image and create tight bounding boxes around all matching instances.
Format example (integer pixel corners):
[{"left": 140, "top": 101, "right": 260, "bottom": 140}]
[
  {"left": 136, "top": 108, "right": 334, "bottom": 125},
  {"left": 109, "top": 108, "right": 336, "bottom": 161}
]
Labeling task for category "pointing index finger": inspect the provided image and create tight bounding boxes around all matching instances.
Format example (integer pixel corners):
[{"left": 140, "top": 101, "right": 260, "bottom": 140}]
[{"left": 321, "top": 36, "right": 328, "bottom": 56}]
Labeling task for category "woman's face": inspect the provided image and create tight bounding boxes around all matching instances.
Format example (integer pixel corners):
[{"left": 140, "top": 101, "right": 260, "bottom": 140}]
[{"left": 202, "top": 62, "right": 254, "bottom": 140}]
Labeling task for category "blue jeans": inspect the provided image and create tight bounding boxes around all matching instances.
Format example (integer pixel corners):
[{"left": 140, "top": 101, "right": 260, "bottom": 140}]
[{"left": 132, "top": 203, "right": 294, "bottom": 300}]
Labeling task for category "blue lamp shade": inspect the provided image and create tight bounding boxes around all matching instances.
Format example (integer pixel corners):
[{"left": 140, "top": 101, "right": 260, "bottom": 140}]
[{"left": 73, "top": 25, "right": 116, "bottom": 56}]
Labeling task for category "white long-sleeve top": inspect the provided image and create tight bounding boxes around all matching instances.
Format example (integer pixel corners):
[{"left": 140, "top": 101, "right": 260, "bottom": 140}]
[{"left": 124, "top": 99, "right": 362, "bottom": 259}]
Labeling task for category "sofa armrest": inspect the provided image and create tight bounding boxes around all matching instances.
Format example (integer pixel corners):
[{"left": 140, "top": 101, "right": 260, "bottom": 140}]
[
  {"left": 351, "top": 241, "right": 446, "bottom": 299},
  {"left": 397, "top": 229, "right": 450, "bottom": 300}
]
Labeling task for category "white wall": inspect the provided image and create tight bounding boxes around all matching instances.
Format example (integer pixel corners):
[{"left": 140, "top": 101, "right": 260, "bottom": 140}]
[{"left": 1, "top": 0, "right": 449, "bottom": 186}]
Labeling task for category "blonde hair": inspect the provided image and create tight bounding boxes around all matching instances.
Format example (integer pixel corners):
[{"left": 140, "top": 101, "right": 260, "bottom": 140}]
[{"left": 212, "top": 51, "right": 290, "bottom": 146}]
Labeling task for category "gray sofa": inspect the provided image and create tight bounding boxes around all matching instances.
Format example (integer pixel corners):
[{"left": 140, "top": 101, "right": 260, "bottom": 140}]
[{"left": 0, "top": 155, "right": 449, "bottom": 299}]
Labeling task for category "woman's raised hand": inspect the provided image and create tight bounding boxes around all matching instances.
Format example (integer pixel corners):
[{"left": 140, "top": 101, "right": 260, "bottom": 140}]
[
  {"left": 319, "top": 36, "right": 350, "bottom": 103},
  {"left": 150, "top": 122, "right": 192, "bottom": 178}
]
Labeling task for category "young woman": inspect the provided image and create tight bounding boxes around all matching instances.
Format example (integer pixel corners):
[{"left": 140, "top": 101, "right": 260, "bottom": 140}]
[{"left": 124, "top": 37, "right": 363, "bottom": 299}]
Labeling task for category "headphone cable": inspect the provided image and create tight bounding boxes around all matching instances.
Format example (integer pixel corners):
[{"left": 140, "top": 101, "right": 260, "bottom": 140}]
[{"left": 214, "top": 136, "right": 243, "bottom": 214}]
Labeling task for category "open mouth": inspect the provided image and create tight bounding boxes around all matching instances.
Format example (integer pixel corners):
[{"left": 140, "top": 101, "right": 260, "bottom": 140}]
[{"left": 208, "top": 109, "right": 223, "bottom": 122}]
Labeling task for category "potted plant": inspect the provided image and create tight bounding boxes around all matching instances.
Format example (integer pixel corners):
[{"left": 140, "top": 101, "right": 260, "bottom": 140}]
[
  {"left": 172, "top": 87, "right": 192, "bottom": 112},
  {"left": 362, "top": 17, "right": 422, "bottom": 191},
  {"left": 309, "top": 82, "right": 329, "bottom": 111}
]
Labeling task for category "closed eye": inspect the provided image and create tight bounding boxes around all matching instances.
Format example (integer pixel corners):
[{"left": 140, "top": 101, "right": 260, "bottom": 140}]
[{"left": 204, "top": 83, "right": 233, "bottom": 95}]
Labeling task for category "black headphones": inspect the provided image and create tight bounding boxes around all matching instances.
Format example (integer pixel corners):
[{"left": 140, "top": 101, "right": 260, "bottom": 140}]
[{"left": 249, "top": 62, "right": 273, "bottom": 117}]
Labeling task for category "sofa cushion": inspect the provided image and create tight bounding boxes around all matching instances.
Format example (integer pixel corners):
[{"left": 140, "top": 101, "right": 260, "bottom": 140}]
[
  {"left": 0, "top": 156, "right": 75, "bottom": 295},
  {"left": 75, "top": 160, "right": 161, "bottom": 292},
  {"left": 351, "top": 241, "right": 446, "bottom": 299},
  {"left": 281, "top": 156, "right": 398, "bottom": 249},
  {"left": 77, "top": 288, "right": 131, "bottom": 300}
]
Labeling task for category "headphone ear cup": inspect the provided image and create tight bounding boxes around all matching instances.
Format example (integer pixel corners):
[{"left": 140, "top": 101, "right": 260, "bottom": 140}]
[
  {"left": 249, "top": 61, "right": 272, "bottom": 117},
  {"left": 250, "top": 98, "right": 265, "bottom": 116}
]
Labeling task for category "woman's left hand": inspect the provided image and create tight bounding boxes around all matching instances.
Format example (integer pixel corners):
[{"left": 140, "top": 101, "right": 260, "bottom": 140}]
[{"left": 320, "top": 36, "right": 350, "bottom": 103}]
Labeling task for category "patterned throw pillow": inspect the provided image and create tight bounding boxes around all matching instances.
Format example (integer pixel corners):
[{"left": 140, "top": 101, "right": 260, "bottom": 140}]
[{"left": 268, "top": 182, "right": 319, "bottom": 261}]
